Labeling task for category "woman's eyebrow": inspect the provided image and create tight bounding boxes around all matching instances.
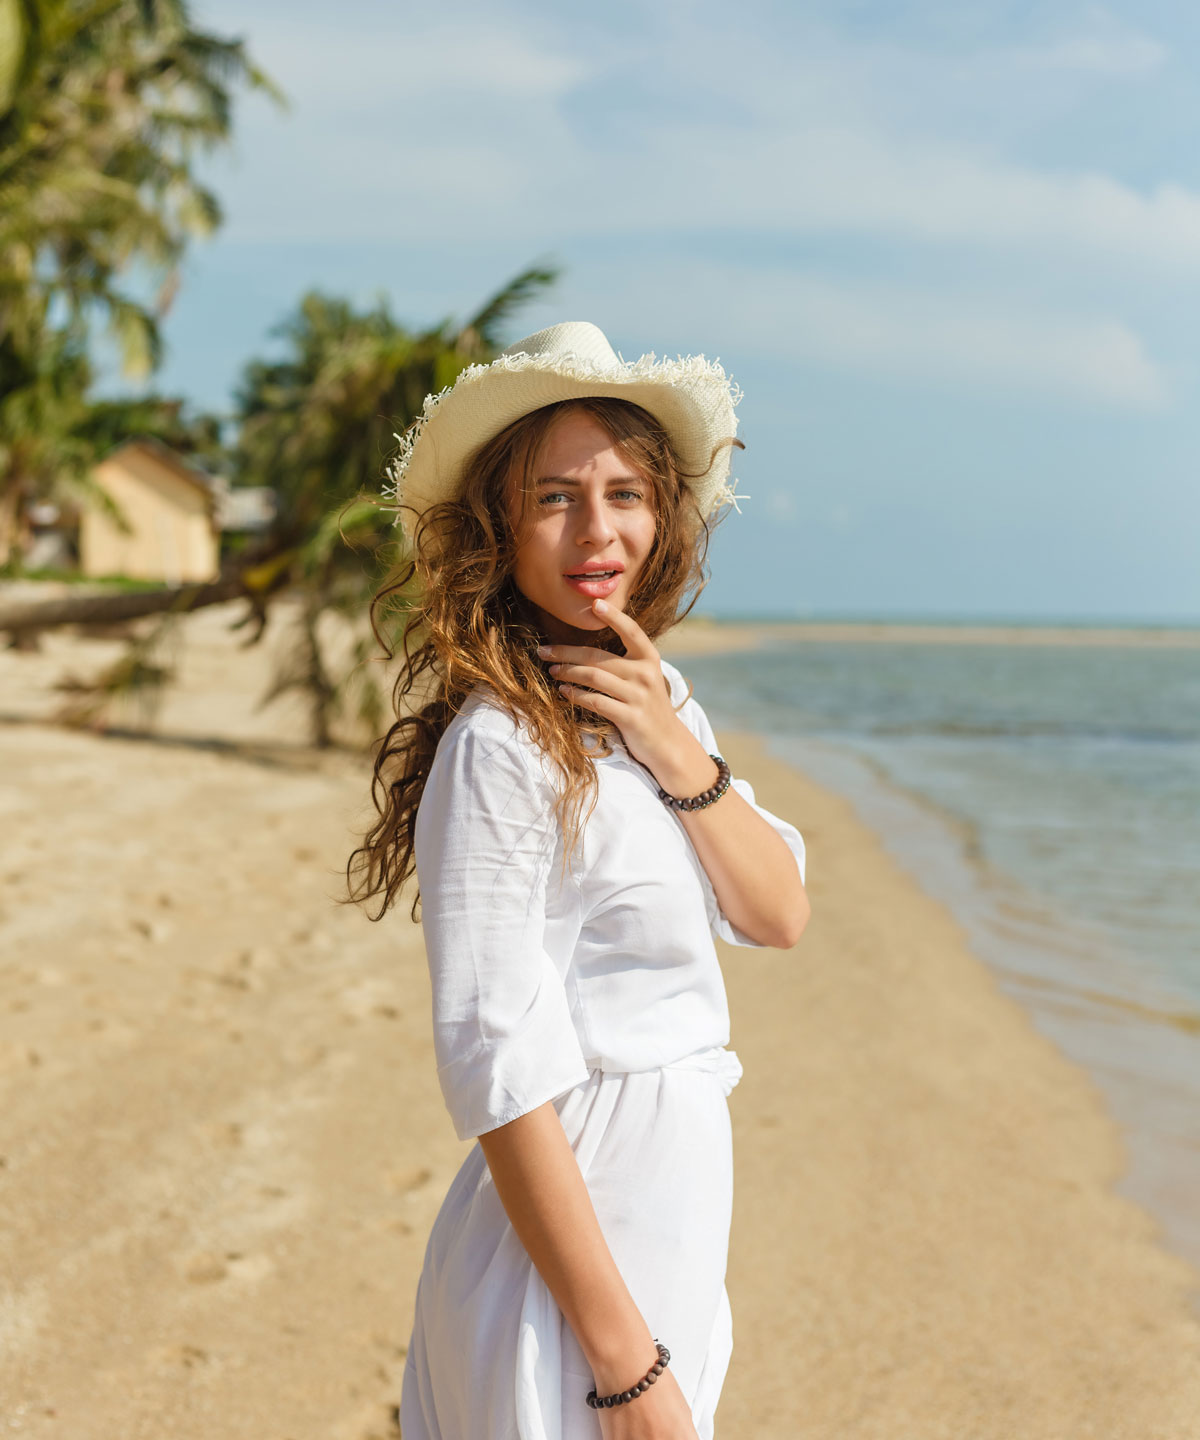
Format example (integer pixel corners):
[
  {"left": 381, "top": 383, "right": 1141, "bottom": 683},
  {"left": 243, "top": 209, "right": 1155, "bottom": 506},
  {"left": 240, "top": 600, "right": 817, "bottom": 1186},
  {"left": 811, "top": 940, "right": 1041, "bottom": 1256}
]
[{"left": 534, "top": 475, "right": 645, "bottom": 485}]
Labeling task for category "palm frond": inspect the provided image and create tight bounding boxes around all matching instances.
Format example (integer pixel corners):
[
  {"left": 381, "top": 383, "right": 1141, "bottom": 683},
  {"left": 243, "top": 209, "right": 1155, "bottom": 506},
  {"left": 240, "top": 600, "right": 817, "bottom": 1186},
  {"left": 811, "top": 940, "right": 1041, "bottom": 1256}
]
[{"left": 456, "top": 260, "right": 560, "bottom": 354}]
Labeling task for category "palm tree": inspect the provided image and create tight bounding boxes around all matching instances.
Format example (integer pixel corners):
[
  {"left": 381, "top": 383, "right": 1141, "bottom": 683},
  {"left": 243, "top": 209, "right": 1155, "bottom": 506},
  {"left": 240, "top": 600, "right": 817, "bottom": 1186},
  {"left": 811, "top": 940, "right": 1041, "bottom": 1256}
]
[
  {"left": 232, "top": 266, "right": 559, "bottom": 748},
  {"left": 0, "top": 0, "right": 282, "bottom": 561},
  {"left": 0, "top": 0, "right": 282, "bottom": 373},
  {"left": 0, "top": 306, "right": 92, "bottom": 562},
  {"left": 234, "top": 267, "right": 558, "bottom": 536}
]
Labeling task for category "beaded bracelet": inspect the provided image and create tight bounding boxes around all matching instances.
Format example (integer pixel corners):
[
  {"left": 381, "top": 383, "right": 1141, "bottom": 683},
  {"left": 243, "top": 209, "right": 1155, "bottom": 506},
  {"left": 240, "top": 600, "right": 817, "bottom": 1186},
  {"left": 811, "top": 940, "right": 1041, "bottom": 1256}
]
[
  {"left": 657, "top": 754, "right": 732, "bottom": 812},
  {"left": 585, "top": 1340, "right": 671, "bottom": 1409}
]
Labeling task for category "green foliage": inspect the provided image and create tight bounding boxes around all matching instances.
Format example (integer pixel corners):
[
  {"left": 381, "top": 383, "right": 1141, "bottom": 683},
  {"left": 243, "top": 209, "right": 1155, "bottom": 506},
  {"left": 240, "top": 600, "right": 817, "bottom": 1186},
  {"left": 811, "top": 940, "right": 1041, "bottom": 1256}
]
[
  {"left": 234, "top": 265, "right": 557, "bottom": 534},
  {"left": 0, "top": 0, "right": 284, "bottom": 376},
  {"left": 233, "top": 264, "right": 559, "bottom": 746},
  {"left": 78, "top": 393, "right": 225, "bottom": 468},
  {"left": 0, "top": 0, "right": 278, "bottom": 562}
]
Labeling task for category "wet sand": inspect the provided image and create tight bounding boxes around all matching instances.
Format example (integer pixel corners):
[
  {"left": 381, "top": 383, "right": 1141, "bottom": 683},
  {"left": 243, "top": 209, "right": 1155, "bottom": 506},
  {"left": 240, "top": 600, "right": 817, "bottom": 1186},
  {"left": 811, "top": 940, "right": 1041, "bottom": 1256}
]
[{"left": 1, "top": 601, "right": 1198, "bottom": 1437}]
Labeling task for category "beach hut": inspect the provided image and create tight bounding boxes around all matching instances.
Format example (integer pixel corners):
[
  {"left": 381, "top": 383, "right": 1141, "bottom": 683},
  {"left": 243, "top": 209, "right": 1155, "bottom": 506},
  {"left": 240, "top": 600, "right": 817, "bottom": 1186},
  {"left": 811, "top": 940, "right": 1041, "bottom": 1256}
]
[{"left": 79, "top": 439, "right": 221, "bottom": 585}]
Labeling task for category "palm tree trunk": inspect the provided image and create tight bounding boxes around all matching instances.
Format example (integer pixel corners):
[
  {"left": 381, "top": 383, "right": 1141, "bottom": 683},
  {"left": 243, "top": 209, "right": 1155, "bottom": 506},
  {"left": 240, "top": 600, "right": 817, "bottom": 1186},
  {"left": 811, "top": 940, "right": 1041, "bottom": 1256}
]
[
  {"left": 0, "top": 481, "right": 25, "bottom": 568},
  {"left": 0, "top": 576, "right": 242, "bottom": 637},
  {"left": 299, "top": 591, "right": 335, "bottom": 749},
  {"left": 0, "top": 546, "right": 294, "bottom": 642}
]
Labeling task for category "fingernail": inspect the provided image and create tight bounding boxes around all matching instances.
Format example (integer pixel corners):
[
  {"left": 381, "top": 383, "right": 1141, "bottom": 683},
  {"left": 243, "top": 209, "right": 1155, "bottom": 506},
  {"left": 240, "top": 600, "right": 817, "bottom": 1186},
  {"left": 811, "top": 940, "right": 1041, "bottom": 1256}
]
[
  {"left": 593, "top": 599, "right": 607, "bottom": 612},
  {"left": 536, "top": 645, "right": 550, "bottom": 657}
]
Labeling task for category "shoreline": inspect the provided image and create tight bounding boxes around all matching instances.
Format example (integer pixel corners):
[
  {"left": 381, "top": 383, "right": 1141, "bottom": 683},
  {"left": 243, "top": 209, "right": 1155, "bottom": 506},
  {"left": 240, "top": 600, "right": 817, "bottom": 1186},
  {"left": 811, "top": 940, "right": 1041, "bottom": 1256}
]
[
  {"left": 659, "top": 620, "right": 1200, "bottom": 1307},
  {"left": 713, "top": 729, "right": 1200, "bottom": 1434},
  {"left": 760, "top": 731, "right": 1200, "bottom": 1302}
]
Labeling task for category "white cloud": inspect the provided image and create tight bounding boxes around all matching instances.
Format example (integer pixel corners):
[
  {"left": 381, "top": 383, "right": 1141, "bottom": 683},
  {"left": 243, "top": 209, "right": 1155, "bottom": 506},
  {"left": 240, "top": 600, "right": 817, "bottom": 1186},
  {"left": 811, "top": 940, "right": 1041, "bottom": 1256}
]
[
  {"left": 1016, "top": 33, "right": 1165, "bottom": 74},
  {"left": 211, "top": 22, "right": 1200, "bottom": 277},
  {"left": 544, "top": 262, "right": 1169, "bottom": 411},
  {"left": 776, "top": 276, "right": 1168, "bottom": 409},
  {"left": 244, "top": 17, "right": 588, "bottom": 101},
  {"left": 1011, "top": 8, "right": 1166, "bottom": 75},
  {"left": 217, "top": 94, "right": 1200, "bottom": 275},
  {"left": 765, "top": 488, "right": 799, "bottom": 525},
  {"left": 752, "top": 127, "right": 1200, "bottom": 267}
]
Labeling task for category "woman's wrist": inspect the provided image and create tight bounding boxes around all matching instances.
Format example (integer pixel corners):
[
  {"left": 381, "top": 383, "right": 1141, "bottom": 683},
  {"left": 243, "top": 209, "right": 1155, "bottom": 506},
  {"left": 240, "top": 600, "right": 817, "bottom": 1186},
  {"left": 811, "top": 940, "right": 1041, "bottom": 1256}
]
[
  {"left": 585, "top": 1324, "right": 661, "bottom": 1394},
  {"left": 645, "top": 721, "right": 720, "bottom": 800}
]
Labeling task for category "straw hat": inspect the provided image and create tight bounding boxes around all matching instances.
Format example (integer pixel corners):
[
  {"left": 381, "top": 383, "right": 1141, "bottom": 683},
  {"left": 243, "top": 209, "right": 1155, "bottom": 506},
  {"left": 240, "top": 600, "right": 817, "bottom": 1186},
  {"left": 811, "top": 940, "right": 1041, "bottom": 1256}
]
[{"left": 382, "top": 320, "right": 748, "bottom": 535}]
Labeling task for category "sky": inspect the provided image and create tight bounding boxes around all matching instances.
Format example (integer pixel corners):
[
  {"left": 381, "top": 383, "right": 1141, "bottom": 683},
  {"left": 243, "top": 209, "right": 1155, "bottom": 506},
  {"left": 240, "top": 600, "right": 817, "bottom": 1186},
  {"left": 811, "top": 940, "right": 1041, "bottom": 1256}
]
[{"left": 107, "top": 0, "right": 1200, "bottom": 622}]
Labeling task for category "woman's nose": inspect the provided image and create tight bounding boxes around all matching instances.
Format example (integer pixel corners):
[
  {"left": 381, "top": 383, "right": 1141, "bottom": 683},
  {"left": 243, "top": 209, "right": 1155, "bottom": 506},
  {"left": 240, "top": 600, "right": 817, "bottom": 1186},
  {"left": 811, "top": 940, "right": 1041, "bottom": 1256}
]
[{"left": 574, "top": 493, "right": 617, "bottom": 544}]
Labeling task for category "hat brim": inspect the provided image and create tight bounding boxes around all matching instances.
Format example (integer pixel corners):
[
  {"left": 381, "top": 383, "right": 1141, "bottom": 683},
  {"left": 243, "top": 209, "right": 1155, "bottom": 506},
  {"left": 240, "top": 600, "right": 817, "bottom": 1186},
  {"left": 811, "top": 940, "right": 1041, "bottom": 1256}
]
[{"left": 384, "top": 349, "right": 742, "bottom": 534}]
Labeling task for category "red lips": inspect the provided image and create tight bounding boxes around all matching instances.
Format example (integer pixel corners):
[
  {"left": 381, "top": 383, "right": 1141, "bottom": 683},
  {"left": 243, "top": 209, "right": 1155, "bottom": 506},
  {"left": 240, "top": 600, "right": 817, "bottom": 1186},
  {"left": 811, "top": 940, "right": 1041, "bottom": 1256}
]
[{"left": 563, "top": 561, "right": 625, "bottom": 576}]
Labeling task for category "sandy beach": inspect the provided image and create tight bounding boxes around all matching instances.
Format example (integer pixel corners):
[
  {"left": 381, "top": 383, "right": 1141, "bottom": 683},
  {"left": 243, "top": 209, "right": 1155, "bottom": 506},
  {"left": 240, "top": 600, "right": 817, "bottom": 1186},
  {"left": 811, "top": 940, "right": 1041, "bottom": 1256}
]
[
  {"left": 2, "top": 599, "right": 1199, "bottom": 1437},
  {"left": 658, "top": 615, "right": 1200, "bottom": 652}
]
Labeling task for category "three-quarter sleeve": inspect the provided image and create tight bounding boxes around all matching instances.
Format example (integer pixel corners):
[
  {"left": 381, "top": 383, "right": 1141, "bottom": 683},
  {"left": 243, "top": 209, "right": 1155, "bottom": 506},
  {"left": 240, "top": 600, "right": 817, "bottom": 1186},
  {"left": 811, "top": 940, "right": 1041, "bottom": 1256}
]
[
  {"left": 414, "top": 711, "right": 591, "bottom": 1141},
  {"left": 665, "top": 667, "right": 808, "bottom": 948}
]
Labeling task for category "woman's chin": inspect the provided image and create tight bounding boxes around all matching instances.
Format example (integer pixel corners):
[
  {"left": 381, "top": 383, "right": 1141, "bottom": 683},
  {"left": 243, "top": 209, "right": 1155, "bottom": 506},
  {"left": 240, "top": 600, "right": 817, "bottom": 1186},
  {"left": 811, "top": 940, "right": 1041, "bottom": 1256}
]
[
  {"left": 547, "top": 598, "right": 608, "bottom": 631},
  {"left": 522, "top": 587, "right": 624, "bottom": 639}
]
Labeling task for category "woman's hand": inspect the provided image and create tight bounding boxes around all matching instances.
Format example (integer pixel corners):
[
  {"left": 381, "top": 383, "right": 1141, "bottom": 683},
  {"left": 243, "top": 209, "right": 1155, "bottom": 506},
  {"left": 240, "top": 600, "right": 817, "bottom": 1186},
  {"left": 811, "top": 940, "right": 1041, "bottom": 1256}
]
[
  {"left": 538, "top": 598, "right": 705, "bottom": 790},
  {"left": 478, "top": 1098, "right": 702, "bottom": 1440},
  {"left": 593, "top": 1363, "right": 701, "bottom": 1440},
  {"left": 541, "top": 596, "right": 810, "bottom": 949}
]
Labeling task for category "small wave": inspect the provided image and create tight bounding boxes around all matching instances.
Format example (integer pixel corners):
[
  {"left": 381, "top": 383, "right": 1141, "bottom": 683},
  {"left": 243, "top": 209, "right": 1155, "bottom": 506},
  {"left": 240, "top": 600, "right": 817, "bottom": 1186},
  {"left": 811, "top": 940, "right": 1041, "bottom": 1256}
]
[{"left": 854, "top": 721, "right": 1198, "bottom": 743}]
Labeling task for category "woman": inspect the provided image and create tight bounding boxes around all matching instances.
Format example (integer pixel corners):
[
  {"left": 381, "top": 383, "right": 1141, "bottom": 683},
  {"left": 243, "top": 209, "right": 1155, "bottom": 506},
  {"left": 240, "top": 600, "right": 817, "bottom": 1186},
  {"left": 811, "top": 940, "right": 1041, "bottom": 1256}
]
[{"left": 346, "top": 321, "right": 810, "bottom": 1438}]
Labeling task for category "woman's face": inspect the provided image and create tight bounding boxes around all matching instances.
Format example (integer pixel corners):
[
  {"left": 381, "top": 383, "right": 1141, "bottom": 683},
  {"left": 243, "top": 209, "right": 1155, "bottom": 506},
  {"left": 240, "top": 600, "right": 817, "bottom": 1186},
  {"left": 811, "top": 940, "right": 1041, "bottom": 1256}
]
[{"left": 507, "top": 408, "right": 658, "bottom": 643}]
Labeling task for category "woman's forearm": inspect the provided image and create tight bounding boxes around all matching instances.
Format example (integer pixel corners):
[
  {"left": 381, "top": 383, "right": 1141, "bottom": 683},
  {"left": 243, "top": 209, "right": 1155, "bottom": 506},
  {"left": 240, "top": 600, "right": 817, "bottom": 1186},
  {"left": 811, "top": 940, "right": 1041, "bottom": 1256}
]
[
  {"left": 653, "top": 722, "right": 810, "bottom": 948},
  {"left": 477, "top": 1098, "right": 659, "bottom": 1393},
  {"left": 680, "top": 781, "right": 810, "bottom": 947}
]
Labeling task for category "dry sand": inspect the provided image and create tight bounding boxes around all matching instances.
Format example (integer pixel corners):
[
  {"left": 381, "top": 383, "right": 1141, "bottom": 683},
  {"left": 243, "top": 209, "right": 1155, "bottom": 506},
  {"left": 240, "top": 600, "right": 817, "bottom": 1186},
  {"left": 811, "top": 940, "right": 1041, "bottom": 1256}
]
[{"left": 1, "top": 600, "right": 1199, "bottom": 1438}]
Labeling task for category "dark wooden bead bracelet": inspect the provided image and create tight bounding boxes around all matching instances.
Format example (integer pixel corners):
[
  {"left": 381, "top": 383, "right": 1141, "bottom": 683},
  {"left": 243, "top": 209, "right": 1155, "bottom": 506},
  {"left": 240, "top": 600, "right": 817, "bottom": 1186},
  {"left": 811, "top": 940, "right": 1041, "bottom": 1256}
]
[
  {"left": 657, "top": 753, "right": 732, "bottom": 812},
  {"left": 585, "top": 1340, "right": 671, "bottom": 1409}
]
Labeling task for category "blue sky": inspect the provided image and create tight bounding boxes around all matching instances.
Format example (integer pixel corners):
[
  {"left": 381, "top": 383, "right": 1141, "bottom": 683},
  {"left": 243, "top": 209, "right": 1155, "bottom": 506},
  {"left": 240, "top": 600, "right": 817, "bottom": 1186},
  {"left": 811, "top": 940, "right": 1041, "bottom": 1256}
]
[{"left": 110, "top": 0, "right": 1200, "bottom": 622}]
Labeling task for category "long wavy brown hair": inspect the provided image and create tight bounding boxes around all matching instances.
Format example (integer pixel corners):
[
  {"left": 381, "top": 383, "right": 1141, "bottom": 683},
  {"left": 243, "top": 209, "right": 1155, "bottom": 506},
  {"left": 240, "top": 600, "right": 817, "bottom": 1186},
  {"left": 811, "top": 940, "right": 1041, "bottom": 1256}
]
[{"left": 343, "top": 394, "right": 741, "bottom": 923}]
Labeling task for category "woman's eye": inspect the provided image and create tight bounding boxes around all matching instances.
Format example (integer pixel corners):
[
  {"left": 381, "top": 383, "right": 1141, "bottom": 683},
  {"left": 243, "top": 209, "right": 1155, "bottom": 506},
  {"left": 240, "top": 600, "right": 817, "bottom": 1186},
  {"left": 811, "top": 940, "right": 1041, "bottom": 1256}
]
[{"left": 536, "top": 490, "right": 645, "bottom": 506}]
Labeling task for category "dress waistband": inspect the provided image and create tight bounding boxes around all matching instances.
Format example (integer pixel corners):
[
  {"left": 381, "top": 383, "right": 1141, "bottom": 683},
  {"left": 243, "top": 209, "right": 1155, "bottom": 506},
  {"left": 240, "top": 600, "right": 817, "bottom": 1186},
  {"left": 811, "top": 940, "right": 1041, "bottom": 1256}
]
[{"left": 585, "top": 1045, "right": 743, "bottom": 1097}]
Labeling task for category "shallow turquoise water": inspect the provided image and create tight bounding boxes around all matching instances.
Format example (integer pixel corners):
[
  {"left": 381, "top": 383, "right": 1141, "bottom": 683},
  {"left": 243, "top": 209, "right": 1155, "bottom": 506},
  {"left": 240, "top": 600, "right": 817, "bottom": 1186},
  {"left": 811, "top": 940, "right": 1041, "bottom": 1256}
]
[{"left": 672, "top": 634, "right": 1200, "bottom": 1296}]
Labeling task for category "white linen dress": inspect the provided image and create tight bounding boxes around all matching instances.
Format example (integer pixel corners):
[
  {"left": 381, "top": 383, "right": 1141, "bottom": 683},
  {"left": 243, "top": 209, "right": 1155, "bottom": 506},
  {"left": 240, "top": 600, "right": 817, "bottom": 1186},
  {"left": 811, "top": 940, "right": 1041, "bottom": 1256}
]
[{"left": 399, "top": 657, "right": 807, "bottom": 1440}]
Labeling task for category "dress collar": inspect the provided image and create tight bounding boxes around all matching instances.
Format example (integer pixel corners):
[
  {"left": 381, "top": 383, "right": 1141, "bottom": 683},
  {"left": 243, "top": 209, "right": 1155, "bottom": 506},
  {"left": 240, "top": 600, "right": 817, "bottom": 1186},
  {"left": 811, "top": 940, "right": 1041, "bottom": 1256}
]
[{"left": 582, "top": 729, "right": 630, "bottom": 764}]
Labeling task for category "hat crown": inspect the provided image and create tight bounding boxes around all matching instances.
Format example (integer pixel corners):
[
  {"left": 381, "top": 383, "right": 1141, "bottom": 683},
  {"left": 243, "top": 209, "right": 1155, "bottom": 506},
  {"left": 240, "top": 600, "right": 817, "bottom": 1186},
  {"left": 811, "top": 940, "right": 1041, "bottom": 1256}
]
[{"left": 500, "top": 321, "right": 619, "bottom": 370}]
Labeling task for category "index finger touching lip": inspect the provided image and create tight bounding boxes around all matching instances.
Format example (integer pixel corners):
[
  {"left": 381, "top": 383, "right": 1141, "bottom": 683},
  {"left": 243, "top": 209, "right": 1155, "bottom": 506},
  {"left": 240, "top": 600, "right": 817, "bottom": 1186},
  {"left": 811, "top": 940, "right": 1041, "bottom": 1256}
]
[{"left": 593, "top": 598, "right": 658, "bottom": 658}]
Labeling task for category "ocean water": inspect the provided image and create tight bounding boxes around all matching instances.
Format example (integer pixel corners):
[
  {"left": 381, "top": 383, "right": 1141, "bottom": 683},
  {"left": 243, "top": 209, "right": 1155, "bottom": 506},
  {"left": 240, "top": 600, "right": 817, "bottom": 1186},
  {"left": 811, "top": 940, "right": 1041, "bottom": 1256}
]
[{"left": 674, "top": 634, "right": 1200, "bottom": 1301}]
